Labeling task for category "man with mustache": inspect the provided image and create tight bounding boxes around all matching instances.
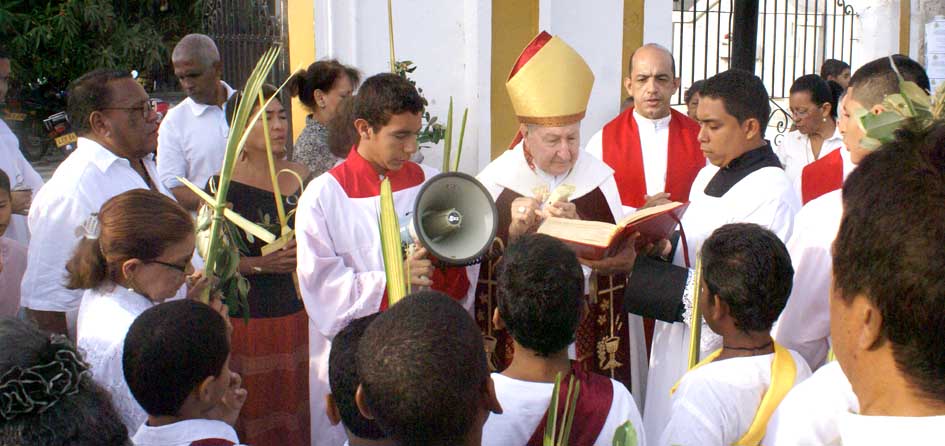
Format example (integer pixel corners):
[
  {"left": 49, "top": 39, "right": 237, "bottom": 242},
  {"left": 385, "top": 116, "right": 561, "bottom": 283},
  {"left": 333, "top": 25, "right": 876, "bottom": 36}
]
[
  {"left": 21, "top": 69, "right": 174, "bottom": 335},
  {"left": 157, "top": 33, "right": 236, "bottom": 211}
]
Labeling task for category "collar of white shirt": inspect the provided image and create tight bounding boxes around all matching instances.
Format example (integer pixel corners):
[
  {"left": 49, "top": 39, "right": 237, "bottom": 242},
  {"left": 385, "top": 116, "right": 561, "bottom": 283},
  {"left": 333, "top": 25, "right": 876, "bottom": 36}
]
[
  {"left": 185, "top": 82, "right": 237, "bottom": 117},
  {"left": 839, "top": 412, "right": 945, "bottom": 445},
  {"left": 632, "top": 109, "right": 672, "bottom": 131},
  {"left": 131, "top": 418, "right": 241, "bottom": 445},
  {"left": 77, "top": 137, "right": 152, "bottom": 174}
]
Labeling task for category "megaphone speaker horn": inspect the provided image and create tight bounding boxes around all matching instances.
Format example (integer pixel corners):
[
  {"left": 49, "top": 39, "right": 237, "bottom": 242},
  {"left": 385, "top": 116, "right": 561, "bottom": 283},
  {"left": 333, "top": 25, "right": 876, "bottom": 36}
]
[{"left": 401, "top": 172, "right": 498, "bottom": 266}]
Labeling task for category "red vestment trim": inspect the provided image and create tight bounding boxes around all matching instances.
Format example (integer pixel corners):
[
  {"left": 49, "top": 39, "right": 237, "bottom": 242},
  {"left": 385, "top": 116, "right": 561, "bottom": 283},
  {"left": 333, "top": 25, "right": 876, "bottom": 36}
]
[
  {"left": 525, "top": 363, "right": 615, "bottom": 446},
  {"left": 800, "top": 148, "right": 843, "bottom": 205},
  {"left": 601, "top": 107, "right": 703, "bottom": 208},
  {"left": 189, "top": 439, "right": 236, "bottom": 446},
  {"left": 328, "top": 145, "right": 425, "bottom": 199}
]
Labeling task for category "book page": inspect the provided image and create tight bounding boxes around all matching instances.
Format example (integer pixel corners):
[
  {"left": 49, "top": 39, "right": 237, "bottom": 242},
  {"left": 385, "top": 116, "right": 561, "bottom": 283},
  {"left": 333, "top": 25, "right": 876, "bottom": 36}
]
[
  {"left": 616, "top": 201, "right": 683, "bottom": 228},
  {"left": 536, "top": 217, "right": 616, "bottom": 247}
]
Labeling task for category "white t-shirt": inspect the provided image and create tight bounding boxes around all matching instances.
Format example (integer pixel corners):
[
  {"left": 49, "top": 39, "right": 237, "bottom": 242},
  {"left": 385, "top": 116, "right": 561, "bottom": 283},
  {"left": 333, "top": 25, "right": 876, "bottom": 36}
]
[
  {"left": 659, "top": 349, "right": 811, "bottom": 446},
  {"left": 132, "top": 418, "right": 244, "bottom": 446},
  {"left": 482, "top": 373, "right": 646, "bottom": 446},
  {"left": 0, "top": 118, "right": 44, "bottom": 245},
  {"left": 77, "top": 285, "right": 156, "bottom": 432},
  {"left": 766, "top": 361, "right": 859, "bottom": 446},
  {"left": 838, "top": 413, "right": 945, "bottom": 445},
  {"left": 156, "top": 83, "right": 235, "bottom": 191}
]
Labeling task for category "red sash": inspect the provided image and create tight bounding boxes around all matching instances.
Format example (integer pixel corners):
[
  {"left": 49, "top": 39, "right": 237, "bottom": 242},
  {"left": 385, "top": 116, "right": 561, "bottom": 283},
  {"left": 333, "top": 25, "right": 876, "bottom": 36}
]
[
  {"left": 190, "top": 439, "right": 236, "bottom": 446},
  {"left": 601, "top": 108, "right": 703, "bottom": 208},
  {"left": 800, "top": 149, "right": 843, "bottom": 205},
  {"left": 525, "top": 363, "right": 615, "bottom": 446}
]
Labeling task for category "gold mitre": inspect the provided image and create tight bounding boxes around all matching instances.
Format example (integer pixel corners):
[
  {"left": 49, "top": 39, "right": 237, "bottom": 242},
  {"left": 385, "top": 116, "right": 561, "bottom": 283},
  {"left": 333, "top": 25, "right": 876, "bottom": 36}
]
[{"left": 506, "top": 31, "right": 595, "bottom": 127}]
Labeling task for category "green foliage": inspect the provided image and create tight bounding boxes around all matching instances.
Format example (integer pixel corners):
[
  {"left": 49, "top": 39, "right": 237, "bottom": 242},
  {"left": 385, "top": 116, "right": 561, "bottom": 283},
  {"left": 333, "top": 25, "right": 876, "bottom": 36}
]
[
  {"left": 612, "top": 421, "right": 639, "bottom": 446},
  {"left": 544, "top": 372, "right": 581, "bottom": 446},
  {"left": 0, "top": 0, "right": 202, "bottom": 91}
]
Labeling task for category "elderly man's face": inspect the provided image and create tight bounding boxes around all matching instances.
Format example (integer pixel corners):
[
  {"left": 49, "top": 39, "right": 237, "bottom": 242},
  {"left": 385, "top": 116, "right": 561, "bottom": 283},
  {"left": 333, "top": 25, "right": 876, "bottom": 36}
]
[
  {"left": 523, "top": 122, "right": 581, "bottom": 176},
  {"left": 173, "top": 57, "right": 222, "bottom": 105},
  {"left": 100, "top": 78, "right": 161, "bottom": 158}
]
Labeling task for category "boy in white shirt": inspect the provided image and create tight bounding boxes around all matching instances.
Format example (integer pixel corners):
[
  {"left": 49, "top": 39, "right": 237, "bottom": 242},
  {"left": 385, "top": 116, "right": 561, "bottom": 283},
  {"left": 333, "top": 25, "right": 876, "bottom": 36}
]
[
  {"left": 124, "top": 300, "right": 247, "bottom": 446},
  {"left": 0, "top": 169, "right": 27, "bottom": 317},
  {"left": 660, "top": 223, "right": 811, "bottom": 446},
  {"left": 482, "top": 233, "right": 646, "bottom": 446}
]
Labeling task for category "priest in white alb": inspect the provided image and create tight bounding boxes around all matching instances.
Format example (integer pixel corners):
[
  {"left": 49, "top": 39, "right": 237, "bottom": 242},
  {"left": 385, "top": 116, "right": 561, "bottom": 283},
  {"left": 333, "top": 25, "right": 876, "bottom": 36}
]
[{"left": 474, "top": 30, "right": 648, "bottom": 407}]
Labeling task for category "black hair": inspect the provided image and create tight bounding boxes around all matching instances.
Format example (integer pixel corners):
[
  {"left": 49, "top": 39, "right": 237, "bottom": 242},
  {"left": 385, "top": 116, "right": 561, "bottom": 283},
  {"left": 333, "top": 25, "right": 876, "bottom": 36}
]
[
  {"left": 701, "top": 223, "right": 794, "bottom": 333},
  {"left": 700, "top": 69, "right": 771, "bottom": 136},
  {"left": 224, "top": 83, "right": 278, "bottom": 125},
  {"left": 328, "top": 314, "right": 386, "bottom": 440},
  {"left": 66, "top": 69, "right": 133, "bottom": 136},
  {"left": 820, "top": 59, "right": 851, "bottom": 80},
  {"left": 790, "top": 74, "right": 838, "bottom": 119},
  {"left": 833, "top": 121, "right": 945, "bottom": 402},
  {"left": 0, "top": 169, "right": 9, "bottom": 197},
  {"left": 497, "top": 234, "right": 584, "bottom": 356},
  {"left": 684, "top": 79, "right": 705, "bottom": 105},
  {"left": 346, "top": 72, "right": 424, "bottom": 132},
  {"left": 357, "top": 291, "right": 487, "bottom": 446},
  {"left": 849, "top": 55, "right": 930, "bottom": 109},
  {"left": 122, "top": 300, "right": 230, "bottom": 417},
  {"left": 0, "top": 318, "right": 129, "bottom": 446},
  {"left": 327, "top": 96, "right": 359, "bottom": 158},
  {"left": 287, "top": 59, "right": 361, "bottom": 112}
]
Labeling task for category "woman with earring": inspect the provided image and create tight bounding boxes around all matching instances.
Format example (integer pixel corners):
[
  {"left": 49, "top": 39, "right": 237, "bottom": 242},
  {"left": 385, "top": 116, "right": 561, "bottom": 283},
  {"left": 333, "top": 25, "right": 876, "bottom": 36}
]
[
  {"left": 68, "top": 188, "right": 209, "bottom": 433},
  {"left": 288, "top": 59, "right": 361, "bottom": 177},
  {"left": 210, "top": 84, "right": 311, "bottom": 445},
  {"left": 775, "top": 74, "right": 845, "bottom": 183}
]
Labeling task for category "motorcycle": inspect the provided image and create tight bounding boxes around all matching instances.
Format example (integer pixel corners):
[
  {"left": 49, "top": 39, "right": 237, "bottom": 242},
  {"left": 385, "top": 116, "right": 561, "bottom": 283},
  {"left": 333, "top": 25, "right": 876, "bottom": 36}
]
[{"left": 42, "top": 111, "right": 77, "bottom": 156}]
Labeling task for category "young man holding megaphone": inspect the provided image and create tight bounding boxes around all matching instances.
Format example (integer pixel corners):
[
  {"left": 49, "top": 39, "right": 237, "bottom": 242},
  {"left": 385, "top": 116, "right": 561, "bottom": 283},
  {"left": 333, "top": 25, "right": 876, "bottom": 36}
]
[
  {"left": 475, "top": 31, "right": 648, "bottom": 409},
  {"left": 294, "top": 72, "right": 481, "bottom": 446}
]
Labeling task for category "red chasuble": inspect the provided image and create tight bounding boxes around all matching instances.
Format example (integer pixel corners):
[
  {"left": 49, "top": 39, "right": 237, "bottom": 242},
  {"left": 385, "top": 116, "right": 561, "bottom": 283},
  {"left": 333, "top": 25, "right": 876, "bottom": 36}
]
[
  {"left": 328, "top": 146, "right": 470, "bottom": 311},
  {"left": 800, "top": 148, "right": 844, "bottom": 205},
  {"left": 525, "top": 363, "right": 615, "bottom": 446},
  {"left": 601, "top": 107, "right": 703, "bottom": 208}
]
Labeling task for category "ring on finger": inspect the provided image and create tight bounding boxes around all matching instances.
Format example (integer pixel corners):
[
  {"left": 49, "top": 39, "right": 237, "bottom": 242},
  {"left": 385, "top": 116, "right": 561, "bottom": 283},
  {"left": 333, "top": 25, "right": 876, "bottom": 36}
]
[{"left": 518, "top": 206, "right": 527, "bottom": 214}]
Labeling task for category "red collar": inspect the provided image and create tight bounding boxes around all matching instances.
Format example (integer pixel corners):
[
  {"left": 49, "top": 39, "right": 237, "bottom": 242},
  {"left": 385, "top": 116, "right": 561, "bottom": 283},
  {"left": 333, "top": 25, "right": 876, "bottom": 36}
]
[{"left": 328, "top": 145, "right": 425, "bottom": 198}]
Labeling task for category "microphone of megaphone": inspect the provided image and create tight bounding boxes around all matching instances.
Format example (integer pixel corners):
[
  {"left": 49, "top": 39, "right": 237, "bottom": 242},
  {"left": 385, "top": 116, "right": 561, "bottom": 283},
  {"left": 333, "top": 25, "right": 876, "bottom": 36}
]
[{"left": 399, "top": 172, "right": 498, "bottom": 265}]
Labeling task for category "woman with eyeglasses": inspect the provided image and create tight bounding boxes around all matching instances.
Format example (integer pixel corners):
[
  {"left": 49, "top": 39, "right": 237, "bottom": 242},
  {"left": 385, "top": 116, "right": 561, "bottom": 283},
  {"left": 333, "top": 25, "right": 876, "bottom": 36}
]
[
  {"left": 67, "top": 188, "right": 209, "bottom": 433},
  {"left": 775, "top": 74, "right": 845, "bottom": 183},
  {"left": 206, "top": 84, "right": 311, "bottom": 445}
]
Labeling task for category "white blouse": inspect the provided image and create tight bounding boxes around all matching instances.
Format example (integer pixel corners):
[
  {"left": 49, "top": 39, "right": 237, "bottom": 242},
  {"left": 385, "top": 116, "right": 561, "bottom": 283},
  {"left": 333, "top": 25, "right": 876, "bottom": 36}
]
[{"left": 774, "top": 126, "right": 845, "bottom": 184}]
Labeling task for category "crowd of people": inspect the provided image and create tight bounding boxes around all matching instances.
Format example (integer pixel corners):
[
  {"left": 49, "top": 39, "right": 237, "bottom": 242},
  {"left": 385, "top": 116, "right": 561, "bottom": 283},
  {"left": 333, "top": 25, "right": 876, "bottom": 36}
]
[{"left": 0, "top": 27, "right": 942, "bottom": 446}]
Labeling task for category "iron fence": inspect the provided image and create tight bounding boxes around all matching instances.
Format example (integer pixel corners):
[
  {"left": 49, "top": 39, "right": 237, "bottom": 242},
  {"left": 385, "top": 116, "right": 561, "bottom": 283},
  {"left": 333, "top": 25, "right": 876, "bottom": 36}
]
[{"left": 203, "top": 0, "right": 290, "bottom": 91}]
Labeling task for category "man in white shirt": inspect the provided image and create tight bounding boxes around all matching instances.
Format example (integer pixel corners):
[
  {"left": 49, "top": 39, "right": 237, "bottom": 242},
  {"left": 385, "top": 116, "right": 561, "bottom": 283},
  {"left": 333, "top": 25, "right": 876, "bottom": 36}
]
[
  {"left": 585, "top": 44, "right": 704, "bottom": 213},
  {"left": 773, "top": 55, "right": 931, "bottom": 370},
  {"left": 621, "top": 69, "right": 799, "bottom": 445},
  {"left": 157, "top": 33, "right": 235, "bottom": 211},
  {"left": 20, "top": 69, "right": 172, "bottom": 335},
  {"left": 0, "top": 50, "right": 44, "bottom": 245},
  {"left": 828, "top": 118, "right": 945, "bottom": 444}
]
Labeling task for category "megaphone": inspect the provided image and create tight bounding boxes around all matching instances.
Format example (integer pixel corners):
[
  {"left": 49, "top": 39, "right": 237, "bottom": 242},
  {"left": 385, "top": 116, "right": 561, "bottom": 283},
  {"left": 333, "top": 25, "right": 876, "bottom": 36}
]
[{"left": 400, "top": 172, "right": 498, "bottom": 265}]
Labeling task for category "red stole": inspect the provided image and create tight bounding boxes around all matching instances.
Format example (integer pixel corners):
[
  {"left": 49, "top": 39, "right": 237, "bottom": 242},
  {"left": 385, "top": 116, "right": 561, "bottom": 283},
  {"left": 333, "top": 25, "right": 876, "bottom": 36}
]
[
  {"left": 330, "top": 146, "right": 471, "bottom": 311},
  {"left": 800, "top": 149, "right": 843, "bottom": 205},
  {"left": 525, "top": 363, "right": 615, "bottom": 446},
  {"left": 601, "top": 108, "right": 703, "bottom": 208}
]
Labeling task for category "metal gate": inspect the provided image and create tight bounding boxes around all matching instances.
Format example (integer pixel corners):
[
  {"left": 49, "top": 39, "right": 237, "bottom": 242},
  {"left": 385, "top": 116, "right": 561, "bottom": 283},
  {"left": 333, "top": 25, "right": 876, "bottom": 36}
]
[
  {"left": 672, "top": 1, "right": 858, "bottom": 143},
  {"left": 203, "top": 0, "right": 290, "bottom": 92}
]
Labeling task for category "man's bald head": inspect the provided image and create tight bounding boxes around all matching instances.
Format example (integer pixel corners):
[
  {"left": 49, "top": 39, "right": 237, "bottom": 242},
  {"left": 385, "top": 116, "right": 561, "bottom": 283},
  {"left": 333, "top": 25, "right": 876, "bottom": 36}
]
[
  {"left": 172, "top": 34, "right": 224, "bottom": 105},
  {"left": 629, "top": 44, "right": 676, "bottom": 78},
  {"left": 172, "top": 34, "right": 221, "bottom": 68}
]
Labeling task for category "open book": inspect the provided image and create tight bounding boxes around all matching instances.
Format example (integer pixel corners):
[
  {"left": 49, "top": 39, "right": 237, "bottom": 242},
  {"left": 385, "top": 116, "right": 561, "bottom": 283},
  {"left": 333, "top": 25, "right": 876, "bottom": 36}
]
[{"left": 536, "top": 201, "right": 688, "bottom": 260}]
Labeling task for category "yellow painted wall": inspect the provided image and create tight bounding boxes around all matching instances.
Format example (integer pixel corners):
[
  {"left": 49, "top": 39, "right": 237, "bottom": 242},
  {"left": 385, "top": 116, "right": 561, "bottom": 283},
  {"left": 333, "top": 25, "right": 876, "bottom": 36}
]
[
  {"left": 287, "top": 0, "right": 316, "bottom": 143},
  {"left": 490, "top": 0, "right": 540, "bottom": 160},
  {"left": 621, "top": 0, "right": 645, "bottom": 104}
]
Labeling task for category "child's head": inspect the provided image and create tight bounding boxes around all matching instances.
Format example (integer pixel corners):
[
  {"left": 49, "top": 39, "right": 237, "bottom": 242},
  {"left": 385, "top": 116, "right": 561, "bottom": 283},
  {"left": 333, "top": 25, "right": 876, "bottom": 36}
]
[
  {"left": 496, "top": 233, "right": 585, "bottom": 356},
  {"left": 0, "top": 169, "right": 10, "bottom": 237},
  {"left": 0, "top": 317, "right": 129, "bottom": 446},
  {"left": 700, "top": 223, "right": 794, "bottom": 334},
  {"left": 123, "top": 300, "right": 232, "bottom": 419},
  {"left": 328, "top": 313, "right": 386, "bottom": 441},
  {"left": 343, "top": 73, "right": 424, "bottom": 173},
  {"left": 356, "top": 291, "right": 500, "bottom": 446}
]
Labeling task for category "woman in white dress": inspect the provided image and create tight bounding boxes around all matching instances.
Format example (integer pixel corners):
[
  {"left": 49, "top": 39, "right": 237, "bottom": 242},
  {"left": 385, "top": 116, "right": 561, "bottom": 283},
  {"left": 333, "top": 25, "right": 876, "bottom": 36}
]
[
  {"left": 775, "top": 74, "right": 844, "bottom": 183},
  {"left": 67, "top": 189, "right": 205, "bottom": 433}
]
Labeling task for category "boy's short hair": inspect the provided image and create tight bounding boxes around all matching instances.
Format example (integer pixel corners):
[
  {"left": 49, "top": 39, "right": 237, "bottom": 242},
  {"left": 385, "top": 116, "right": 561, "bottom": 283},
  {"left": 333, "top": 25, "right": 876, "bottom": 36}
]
[
  {"left": 849, "top": 55, "right": 930, "bottom": 109},
  {"left": 497, "top": 233, "right": 584, "bottom": 356},
  {"left": 357, "top": 291, "right": 487, "bottom": 446},
  {"left": 352, "top": 73, "right": 424, "bottom": 131},
  {"left": 833, "top": 122, "right": 945, "bottom": 401},
  {"left": 701, "top": 223, "right": 794, "bottom": 332},
  {"left": 122, "top": 300, "right": 229, "bottom": 416},
  {"left": 329, "top": 314, "right": 386, "bottom": 439},
  {"left": 0, "top": 169, "right": 10, "bottom": 196},
  {"left": 700, "top": 69, "right": 771, "bottom": 135}
]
